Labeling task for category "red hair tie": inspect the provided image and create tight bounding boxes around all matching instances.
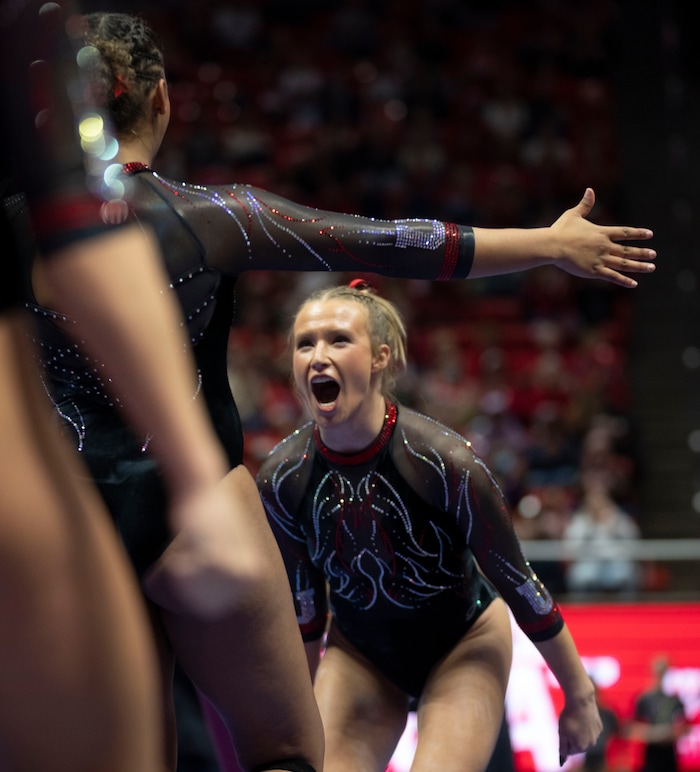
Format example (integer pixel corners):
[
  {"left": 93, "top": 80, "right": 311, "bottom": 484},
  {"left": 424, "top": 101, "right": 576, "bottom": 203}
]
[
  {"left": 349, "top": 278, "right": 371, "bottom": 291},
  {"left": 114, "top": 74, "right": 129, "bottom": 98}
]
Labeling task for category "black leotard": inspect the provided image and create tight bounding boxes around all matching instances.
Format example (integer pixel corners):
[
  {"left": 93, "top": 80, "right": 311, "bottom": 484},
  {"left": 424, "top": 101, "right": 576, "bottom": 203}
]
[
  {"left": 27, "top": 165, "right": 476, "bottom": 574},
  {"left": 257, "top": 403, "right": 563, "bottom": 698}
]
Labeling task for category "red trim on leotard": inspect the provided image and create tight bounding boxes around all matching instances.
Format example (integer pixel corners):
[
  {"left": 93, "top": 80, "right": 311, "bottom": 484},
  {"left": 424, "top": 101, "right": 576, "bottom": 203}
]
[
  {"left": 314, "top": 402, "right": 397, "bottom": 466},
  {"left": 436, "top": 221, "right": 460, "bottom": 280},
  {"left": 122, "top": 162, "right": 151, "bottom": 175}
]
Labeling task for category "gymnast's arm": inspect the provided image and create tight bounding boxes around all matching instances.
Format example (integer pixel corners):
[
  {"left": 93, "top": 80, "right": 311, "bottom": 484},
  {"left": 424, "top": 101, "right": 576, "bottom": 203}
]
[
  {"left": 257, "top": 444, "right": 329, "bottom": 679},
  {"left": 454, "top": 440, "right": 602, "bottom": 760},
  {"left": 427, "top": 429, "right": 601, "bottom": 762},
  {"left": 147, "top": 174, "right": 655, "bottom": 287}
]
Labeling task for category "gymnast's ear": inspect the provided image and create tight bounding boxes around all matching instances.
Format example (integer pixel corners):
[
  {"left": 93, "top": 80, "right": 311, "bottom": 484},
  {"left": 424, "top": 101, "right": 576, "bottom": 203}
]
[
  {"left": 152, "top": 78, "right": 169, "bottom": 117},
  {"left": 372, "top": 343, "right": 391, "bottom": 373}
]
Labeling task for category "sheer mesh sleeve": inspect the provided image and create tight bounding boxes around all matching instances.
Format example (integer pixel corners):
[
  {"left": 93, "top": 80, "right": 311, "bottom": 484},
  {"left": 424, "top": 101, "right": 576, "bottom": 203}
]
[
  {"left": 395, "top": 410, "right": 564, "bottom": 641},
  {"left": 133, "top": 174, "right": 475, "bottom": 280},
  {"left": 257, "top": 428, "right": 329, "bottom": 642}
]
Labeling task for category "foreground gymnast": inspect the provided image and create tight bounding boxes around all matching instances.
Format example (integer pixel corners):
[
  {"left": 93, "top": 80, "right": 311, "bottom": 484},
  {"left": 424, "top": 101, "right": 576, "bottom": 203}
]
[
  {"left": 0, "top": 1, "right": 253, "bottom": 769},
  {"left": 1, "top": 3, "right": 321, "bottom": 770},
  {"left": 0, "top": 186, "right": 166, "bottom": 772},
  {"left": 257, "top": 282, "right": 602, "bottom": 772},
  {"left": 0, "top": 2, "right": 167, "bottom": 766},
  {"left": 26, "top": 10, "right": 653, "bottom": 771}
]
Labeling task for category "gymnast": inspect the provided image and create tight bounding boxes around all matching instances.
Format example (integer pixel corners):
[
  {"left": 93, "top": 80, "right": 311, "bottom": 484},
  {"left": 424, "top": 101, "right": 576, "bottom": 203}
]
[{"left": 258, "top": 281, "right": 602, "bottom": 772}]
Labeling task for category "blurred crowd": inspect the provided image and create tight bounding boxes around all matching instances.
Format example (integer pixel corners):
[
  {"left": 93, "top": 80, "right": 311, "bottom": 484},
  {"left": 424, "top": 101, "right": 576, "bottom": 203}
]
[{"left": 127, "top": 0, "right": 654, "bottom": 595}]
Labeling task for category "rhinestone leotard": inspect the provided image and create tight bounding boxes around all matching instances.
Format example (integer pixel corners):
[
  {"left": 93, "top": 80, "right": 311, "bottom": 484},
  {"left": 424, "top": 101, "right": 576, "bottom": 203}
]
[
  {"left": 26, "top": 166, "right": 476, "bottom": 574},
  {"left": 258, "top": 404, "right": 563, "bottom": 697}
]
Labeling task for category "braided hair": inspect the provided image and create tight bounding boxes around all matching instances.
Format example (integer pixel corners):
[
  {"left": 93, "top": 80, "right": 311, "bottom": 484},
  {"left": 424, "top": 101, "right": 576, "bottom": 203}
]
[{"left": 82, "top": 13, "right": 165, "bottom": 135}]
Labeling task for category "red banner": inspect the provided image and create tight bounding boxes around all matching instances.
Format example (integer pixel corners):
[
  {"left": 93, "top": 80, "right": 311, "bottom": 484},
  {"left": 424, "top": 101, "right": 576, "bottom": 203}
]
[{"left": 388, "top": 601, "right": 700, "bottom": 772}]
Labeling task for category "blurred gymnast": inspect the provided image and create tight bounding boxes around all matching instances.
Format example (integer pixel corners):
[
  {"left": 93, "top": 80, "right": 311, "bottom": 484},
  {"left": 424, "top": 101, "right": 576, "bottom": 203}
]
[
  {"left": 0, "top": 2, "right": 315, "bottom": 770},
  {"left": 257, "top": 281, "right": 602, "bottom": 772},
  {"left": 0, "top": 167, "right": 166, "bottom": 772},
  {"left": 25, "top": 9, "right": 654, "bottom": 772},
  {"left": 0, "top": 2, "right": 168, "bottom": 768}
]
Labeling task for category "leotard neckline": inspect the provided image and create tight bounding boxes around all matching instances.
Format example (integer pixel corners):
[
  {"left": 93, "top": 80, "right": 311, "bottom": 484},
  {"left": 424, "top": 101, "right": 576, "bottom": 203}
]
[{"left": 313, "top": 402, "right": 397, "bottom": 466}]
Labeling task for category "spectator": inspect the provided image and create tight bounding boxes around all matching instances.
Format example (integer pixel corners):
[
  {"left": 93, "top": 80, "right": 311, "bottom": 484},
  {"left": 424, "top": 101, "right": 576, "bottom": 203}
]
[{"left": 563, "top": 470, "right": 641, "bottom": 595}]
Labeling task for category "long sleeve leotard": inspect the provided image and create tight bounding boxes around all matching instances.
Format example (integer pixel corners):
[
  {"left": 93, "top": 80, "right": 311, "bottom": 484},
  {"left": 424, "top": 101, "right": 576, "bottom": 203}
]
[
  {"left": 26, "top": 165, "right": 475, "bottom": 574},
  {"left": 257, "top": 403, "right": 563, "bottom": 698}
]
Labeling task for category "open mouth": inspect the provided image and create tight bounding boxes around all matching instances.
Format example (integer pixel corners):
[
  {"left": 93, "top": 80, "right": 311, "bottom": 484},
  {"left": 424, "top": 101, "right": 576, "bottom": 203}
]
[{"left": 311, "top": 377, "right": 340, "bottom": 405}]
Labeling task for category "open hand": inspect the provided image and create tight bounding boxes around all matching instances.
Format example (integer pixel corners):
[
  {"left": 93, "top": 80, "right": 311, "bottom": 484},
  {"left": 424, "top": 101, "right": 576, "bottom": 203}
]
[{"left": 551, "top": 188, "right": 656, "bottom": 288}]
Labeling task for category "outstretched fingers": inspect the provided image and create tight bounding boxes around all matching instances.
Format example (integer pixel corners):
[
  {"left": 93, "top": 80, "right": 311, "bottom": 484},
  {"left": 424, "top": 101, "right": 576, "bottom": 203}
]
[
  {"left": 606, "top": 226, "right": 656, "bottom": 262},
  {"left": 607, "top": 249, "right": 657, "bottom": 269},
  {"left": 607, "top": 224, "right": 655, "bottom": 243},
  {"left": 591, "top": 264, "right": 642, "bottom": 289},
  {"left": 600, "top": 232, "right": 657, "bottom": 287}
]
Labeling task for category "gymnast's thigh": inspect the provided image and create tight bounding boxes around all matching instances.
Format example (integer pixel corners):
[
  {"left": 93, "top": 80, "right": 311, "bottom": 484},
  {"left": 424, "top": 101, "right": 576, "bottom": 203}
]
[
  {"left": 412, "top": 598, "right": 512, "bottom": 772},
  {"left": 315, "top": 624, "right": 410, "bottom": 772}
]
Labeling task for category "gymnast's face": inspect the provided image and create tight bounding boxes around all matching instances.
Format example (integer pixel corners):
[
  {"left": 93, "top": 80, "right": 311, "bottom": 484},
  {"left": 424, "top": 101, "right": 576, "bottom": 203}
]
[{"left": 292, "top": 299, "right": 389, "bottom": 441}]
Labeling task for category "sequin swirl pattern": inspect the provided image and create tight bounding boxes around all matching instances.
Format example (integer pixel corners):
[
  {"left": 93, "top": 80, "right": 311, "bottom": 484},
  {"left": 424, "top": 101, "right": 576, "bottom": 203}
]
[
  {"left": 26, "top": 300, "right": 204, "bottom": 452},
  {"left": 145, "top": 173, "right": 464, "bottom": 275},
  {"left": 310, "top": 468, "right": 464, "bottom": 611},
  {"left": 400, "top": 421, "right": 555, "bottom": 619},
  {"left": 260, "top": 402, "right": 564, "bottom": 643},
  {"left": 150, "top": 175, "right": 337, "bottom": 270}
]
